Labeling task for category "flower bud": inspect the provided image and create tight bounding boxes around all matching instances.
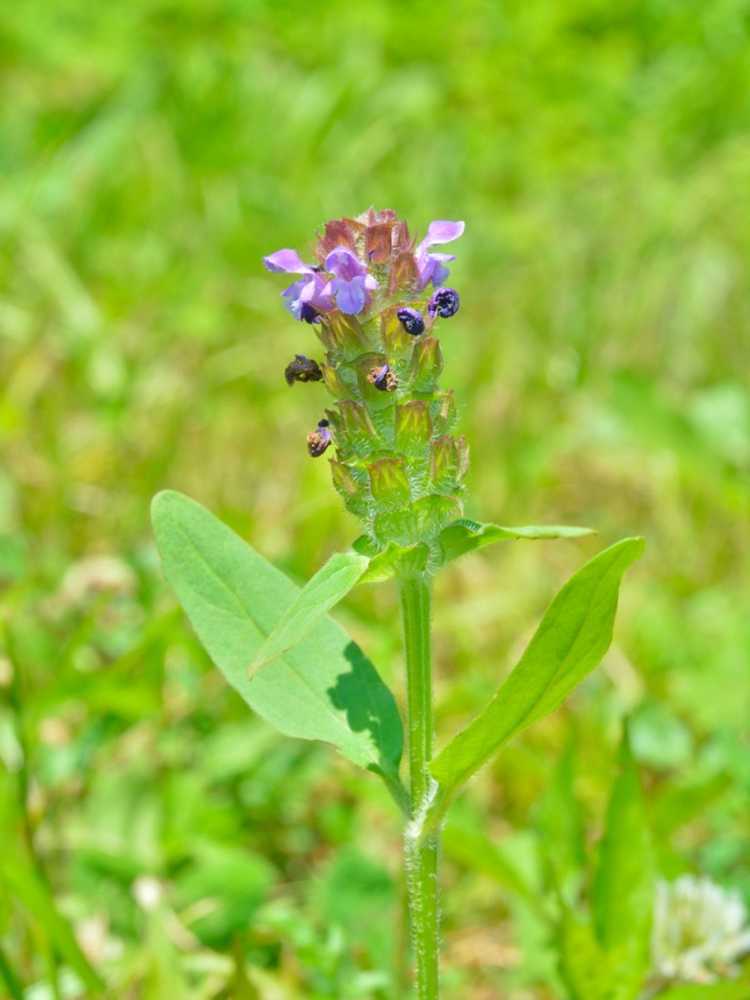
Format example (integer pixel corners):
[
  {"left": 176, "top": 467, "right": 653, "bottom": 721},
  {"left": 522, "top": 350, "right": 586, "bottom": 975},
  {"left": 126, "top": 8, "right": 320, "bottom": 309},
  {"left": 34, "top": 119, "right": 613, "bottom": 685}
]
[
  {"left": 432, "top": 390, "right": 457, "bottom": 434},
  {"left": 320, "top": 362, "right": 352, "bottom": 399},
  {"left": 397, "top": 307, "right": 425, "bottom": 336},
  {"left": 428, "top": 287, "right": 460, "bottom": 319},
  {"left": 285, "top": 354, "right": 323, "bottom": 385},
  {"left": 410, "top": 336, "right": 444, "bottom": 392},
  {"left": 317, "top": 312, "right": 371, "bottom": 358},
  {"left": 430, "top": 434, "right": 469, "bottom": 491},
  {"left": 330, "top": 459, "right": 370, "bottom": 518},
  {"left": 368, "top": 457, "right": 411, "bottom": 510},
  {"left": 395, "top": 401, "right": 432, "bottom": 453},
  {"left": 307, "top": 419, "right": 332, "bottom": 457},
  {"left": 337, "top": 400, "right": 378, "bottom": 456}
]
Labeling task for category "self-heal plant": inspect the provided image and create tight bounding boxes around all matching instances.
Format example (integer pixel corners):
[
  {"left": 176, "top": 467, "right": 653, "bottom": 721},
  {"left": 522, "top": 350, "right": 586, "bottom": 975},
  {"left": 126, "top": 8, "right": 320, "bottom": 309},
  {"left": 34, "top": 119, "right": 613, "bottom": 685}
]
[{"left": 151, "top": 208, "right": 644, "bottom": 998}]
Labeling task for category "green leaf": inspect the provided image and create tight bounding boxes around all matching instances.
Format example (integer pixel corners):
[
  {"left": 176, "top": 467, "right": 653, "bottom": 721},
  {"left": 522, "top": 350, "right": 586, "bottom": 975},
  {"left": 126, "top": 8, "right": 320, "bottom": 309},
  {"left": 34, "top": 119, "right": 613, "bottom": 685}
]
[
  {"left": 558, "top": 910, "right": 613, "bottom": 1000},
  {"left": 430, "top": 538, "right": 644, "bottom": 800},
  {"left": 250, "top": 541, "right": 431, "bottom": 676},
  {"left": 537, "top": 736, "right": 585, "bottom": 899},
  {"left": 151, "top": 491, "right": 403, "bottom": 780},
  {"left": 592, "top": 729, "right": 654, "bottom": 1000},
  {"left": 249, "top": 551, "right": 371, "bottom": 675},
  {"left": 438, "top": 518, "right": 594, "bottom": 564}
]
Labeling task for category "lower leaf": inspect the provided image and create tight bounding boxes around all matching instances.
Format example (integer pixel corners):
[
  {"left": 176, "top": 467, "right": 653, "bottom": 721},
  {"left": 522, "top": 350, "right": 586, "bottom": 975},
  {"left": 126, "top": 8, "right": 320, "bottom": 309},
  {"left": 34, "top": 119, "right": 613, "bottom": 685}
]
[{"left": 152, "top": 491, "right": 404, "bottom": 782}]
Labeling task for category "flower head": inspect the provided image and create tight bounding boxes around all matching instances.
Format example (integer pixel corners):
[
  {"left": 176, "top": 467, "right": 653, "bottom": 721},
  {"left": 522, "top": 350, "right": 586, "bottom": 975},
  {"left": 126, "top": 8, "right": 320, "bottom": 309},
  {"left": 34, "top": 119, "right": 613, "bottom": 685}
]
[
  {"left": 263, "top": 209, "right": 469, "bottom": 540},
  {"left": 652, "top": 876, "right": 750, "bottom": 984}
]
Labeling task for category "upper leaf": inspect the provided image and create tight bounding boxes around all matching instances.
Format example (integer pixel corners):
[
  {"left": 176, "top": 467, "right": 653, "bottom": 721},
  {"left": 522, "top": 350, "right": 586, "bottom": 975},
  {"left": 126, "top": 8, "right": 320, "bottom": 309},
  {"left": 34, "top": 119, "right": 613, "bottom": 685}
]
[
  {"left": 250, "top": 541, "right": 431, "bottom": 676},
  {"left": 151, "top": 491, "right": 403, "bottom": 778},
  {"left": 249, "top": 551, "right": 371, "bottom": 675},
  {"left": 430, "top": 537, "right": 644, "bottom": 800},
  {"left": 438, "top": 518, "right": 594, "bottom": 564}
]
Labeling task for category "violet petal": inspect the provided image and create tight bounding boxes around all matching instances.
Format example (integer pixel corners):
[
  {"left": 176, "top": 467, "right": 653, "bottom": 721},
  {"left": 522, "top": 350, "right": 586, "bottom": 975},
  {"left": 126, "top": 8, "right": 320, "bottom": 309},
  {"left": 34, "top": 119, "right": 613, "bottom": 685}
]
[{"left": 263, "top": 248, "right": 312, "bottom": 274}]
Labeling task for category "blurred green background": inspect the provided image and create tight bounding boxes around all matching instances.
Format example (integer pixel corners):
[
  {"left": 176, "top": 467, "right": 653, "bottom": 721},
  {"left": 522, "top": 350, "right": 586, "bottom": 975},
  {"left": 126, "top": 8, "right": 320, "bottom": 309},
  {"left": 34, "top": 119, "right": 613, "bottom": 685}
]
[{"left": 1, "top": 1, "right": 749, "bottom": 997}]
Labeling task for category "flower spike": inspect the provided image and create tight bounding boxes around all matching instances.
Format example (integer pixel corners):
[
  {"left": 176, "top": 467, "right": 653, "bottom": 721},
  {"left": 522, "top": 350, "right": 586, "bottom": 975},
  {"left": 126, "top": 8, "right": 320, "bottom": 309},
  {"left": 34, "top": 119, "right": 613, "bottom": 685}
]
[{"left": 264, "top": 209, "right": 467, "bottom": 551}]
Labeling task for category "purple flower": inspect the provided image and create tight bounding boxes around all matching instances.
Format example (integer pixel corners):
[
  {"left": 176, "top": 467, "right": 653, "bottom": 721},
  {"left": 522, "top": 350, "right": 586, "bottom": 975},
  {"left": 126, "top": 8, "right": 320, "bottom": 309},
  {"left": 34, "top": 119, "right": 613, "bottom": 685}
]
[
  {"left": 428, "top": 287, "right": 460, "bottom": 318},
  {"left": 415, "top": 220, "right": 465, "bottom": 289},
  {"left": 263, "top": 248, "right": 334, "bottom": 322},
  {"left": 397, "top": 307, "right": 425, "bottom": 336},
  {"left": 324, "top": 247, "right": 378, "bottom": 315}
]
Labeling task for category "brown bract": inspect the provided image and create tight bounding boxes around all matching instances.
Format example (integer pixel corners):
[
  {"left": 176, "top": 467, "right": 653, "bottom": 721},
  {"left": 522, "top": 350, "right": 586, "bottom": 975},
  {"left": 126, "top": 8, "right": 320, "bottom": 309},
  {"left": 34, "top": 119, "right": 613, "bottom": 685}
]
[
  {"left": 365, "top": 222, "right": 393, "bottom": 263},
  {"left": 389, "top": 251, "right": 420, "bottom": 294},
  {"left": 316, "top": 209, "right": 416, "bottom": 278},
  {"left": 315, "top": 218, "right": 364, "bottom": 261}
]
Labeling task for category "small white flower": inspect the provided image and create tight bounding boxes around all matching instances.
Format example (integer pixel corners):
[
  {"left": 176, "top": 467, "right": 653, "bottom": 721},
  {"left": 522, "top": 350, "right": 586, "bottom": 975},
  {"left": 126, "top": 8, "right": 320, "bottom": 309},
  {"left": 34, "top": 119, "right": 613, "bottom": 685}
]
[
  {"left": 132, "top": 875, "right": 163, "bottom": 912},
  {"left": 58, "top": 555, "right": 135, "bottom": 609},
  {"left": 652, "top": 876, "right": 750, "bottom": 983}
]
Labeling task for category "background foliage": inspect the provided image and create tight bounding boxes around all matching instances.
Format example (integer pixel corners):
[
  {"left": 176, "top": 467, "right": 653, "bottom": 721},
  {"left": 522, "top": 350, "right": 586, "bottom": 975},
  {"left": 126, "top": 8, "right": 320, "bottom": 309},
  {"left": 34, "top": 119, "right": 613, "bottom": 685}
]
[{"left": 1, "top": 1, "right": 748, "bottom": 996}]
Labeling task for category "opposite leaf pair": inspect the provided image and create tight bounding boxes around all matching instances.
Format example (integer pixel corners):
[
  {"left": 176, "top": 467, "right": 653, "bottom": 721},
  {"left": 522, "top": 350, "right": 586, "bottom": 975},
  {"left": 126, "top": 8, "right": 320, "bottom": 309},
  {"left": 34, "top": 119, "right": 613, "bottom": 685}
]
[{"left": 151, "top": 490, "right": 643, "bottom": 821}]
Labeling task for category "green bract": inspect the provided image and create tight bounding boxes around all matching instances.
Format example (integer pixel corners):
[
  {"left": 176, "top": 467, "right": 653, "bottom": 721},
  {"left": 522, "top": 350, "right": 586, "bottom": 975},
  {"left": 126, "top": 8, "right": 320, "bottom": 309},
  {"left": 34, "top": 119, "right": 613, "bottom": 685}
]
[{"left": 321, "top": 310, "right": 468, "bottom": 557}]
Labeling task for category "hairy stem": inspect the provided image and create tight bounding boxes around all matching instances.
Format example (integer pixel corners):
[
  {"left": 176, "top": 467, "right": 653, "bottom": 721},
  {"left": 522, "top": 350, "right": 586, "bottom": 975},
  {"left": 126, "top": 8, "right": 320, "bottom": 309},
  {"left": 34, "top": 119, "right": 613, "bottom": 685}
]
[{"left": 399, "top": 574, "right": 440, "bottom": 999}]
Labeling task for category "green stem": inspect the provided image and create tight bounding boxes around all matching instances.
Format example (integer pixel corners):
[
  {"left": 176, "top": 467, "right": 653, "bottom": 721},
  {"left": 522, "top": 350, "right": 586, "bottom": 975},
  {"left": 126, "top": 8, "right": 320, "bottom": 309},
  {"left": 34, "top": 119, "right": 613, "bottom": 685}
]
[{"left": 399, "top": 574, "right": 440, "bottom": 1000}]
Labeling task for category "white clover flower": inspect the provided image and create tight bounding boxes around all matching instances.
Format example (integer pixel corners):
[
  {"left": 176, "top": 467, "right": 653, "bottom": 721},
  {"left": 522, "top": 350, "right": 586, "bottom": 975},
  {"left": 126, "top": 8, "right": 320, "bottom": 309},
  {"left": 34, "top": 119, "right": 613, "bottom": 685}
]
[
  {"left": 58, "top": 554, "right": 136, "bottom": 608},
  {"left": 652, "top": 876, "right": 750, "bottom": 983}
]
